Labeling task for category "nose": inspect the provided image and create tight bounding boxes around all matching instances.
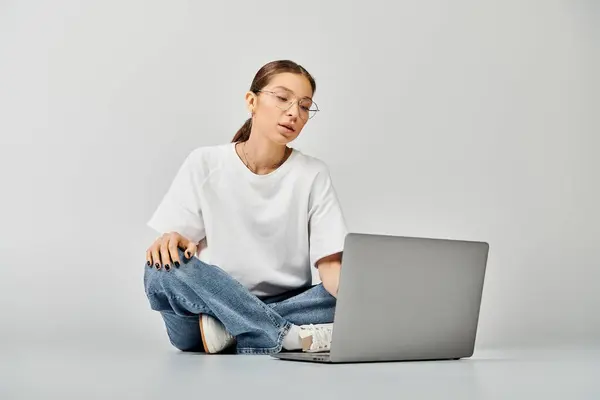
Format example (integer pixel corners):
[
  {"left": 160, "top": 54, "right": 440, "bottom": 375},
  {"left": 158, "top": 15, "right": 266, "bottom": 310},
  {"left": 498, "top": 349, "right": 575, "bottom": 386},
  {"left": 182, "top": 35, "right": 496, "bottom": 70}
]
[{"left": 285, "top": 101, "right": 300, "bottom": 119}]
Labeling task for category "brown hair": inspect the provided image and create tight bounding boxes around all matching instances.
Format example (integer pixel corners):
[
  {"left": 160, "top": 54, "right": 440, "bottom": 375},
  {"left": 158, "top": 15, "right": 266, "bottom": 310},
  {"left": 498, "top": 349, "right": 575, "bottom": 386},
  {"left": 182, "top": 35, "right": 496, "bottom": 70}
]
[{"left": 231, "top": 60, "right": 317, "bottom": 143}]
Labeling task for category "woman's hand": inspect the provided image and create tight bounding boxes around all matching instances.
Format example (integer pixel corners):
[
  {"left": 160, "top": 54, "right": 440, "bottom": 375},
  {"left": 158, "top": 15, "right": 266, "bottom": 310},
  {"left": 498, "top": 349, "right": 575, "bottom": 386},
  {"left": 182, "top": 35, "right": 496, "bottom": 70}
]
[{"left": 146, "top": 232, "right": 199, "bottom": 271}]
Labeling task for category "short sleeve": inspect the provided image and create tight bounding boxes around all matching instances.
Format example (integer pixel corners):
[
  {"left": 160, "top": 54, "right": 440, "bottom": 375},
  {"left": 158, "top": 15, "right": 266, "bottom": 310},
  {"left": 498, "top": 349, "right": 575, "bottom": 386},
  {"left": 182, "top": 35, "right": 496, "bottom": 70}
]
[
  {"left": 308, "top": 164, "right": 348, "bottom": 268},
  {"left": 147, "top": 150, "right": 206, "bottom": 243}
]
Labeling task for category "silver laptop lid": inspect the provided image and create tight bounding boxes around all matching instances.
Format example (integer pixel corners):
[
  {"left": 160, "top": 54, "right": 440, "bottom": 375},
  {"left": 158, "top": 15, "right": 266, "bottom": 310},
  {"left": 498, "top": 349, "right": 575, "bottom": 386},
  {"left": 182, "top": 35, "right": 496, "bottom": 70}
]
[{"left": 329, "top": 233, "right": 489, "bottom": 363}]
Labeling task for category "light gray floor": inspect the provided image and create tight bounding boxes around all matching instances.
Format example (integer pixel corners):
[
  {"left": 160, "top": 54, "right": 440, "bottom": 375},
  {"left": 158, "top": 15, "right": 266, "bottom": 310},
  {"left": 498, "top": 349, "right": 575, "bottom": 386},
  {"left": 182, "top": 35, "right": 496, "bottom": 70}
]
[{"left": 3, "top": 344, "right": 599, "bottom": 399}]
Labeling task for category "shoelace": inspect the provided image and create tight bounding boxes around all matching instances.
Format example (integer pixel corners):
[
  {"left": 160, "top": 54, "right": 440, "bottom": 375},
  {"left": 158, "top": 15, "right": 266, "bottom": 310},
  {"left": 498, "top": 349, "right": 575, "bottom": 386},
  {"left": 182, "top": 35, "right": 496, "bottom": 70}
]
[{"left": 304, "top": 324, "right": 333, "bottom": 350}]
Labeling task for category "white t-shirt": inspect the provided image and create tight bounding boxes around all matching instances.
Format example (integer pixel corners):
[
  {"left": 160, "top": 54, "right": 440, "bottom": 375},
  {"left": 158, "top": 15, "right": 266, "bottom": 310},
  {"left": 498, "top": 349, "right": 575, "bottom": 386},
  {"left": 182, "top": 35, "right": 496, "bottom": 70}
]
[{"left": 147, "top": 142, "right": 348, "bottom": 297}]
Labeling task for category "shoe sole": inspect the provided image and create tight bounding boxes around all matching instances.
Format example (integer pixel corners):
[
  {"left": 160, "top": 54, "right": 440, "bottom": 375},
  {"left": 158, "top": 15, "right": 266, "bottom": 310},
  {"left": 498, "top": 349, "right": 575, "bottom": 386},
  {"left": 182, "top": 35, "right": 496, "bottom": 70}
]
[{"left": 199, "top": 315, "right": 212, "bottom": 354}]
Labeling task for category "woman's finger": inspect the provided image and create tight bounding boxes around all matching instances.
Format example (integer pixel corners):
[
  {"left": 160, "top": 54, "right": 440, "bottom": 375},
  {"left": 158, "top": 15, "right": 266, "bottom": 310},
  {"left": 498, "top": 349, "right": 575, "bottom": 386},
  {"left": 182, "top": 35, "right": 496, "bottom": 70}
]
[
  {"left": 184, "top": 241, "right": 198, "bottom": 260},
  {"left": 146, "top": 250, "right": 152, "bottom": 268},
  {"left": 168, "top": 233, "right": 181, "bottom": 268},
  {"left": 176, "top": 234, "right": 193, "bottom": 260},
  {"left": 160, "top": 236, "right": 172, "bottom": 271},
  {"left": 152, "top": 241, "right": 162, "bottom": 270}
]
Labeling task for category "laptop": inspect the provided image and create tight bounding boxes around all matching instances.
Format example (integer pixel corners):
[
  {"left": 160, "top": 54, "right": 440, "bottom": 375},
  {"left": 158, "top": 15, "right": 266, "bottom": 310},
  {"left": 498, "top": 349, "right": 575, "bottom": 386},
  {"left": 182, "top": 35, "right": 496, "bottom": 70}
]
[{"left": 271, "top": 232, "right": 489, "bottom": 363}]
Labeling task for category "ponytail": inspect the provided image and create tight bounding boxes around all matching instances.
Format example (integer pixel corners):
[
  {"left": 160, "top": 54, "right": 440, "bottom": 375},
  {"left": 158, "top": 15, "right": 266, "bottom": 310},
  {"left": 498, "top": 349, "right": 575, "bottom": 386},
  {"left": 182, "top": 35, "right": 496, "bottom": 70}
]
[{"left": 231, "top": 118, "right": 252, "bottom": 143}]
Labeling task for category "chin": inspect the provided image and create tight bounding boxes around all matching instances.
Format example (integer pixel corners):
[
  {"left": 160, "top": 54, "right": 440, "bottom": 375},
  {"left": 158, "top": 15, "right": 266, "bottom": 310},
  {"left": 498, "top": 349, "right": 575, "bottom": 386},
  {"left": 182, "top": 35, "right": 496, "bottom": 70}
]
[{"left": 272, "top": 132, "right": 297, "bottom": 145}]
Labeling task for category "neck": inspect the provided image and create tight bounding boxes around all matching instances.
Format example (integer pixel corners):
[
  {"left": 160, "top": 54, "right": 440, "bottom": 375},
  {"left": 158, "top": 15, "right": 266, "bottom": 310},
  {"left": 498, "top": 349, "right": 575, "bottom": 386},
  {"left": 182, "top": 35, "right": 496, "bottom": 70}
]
[{"left": 243, "top": 132, "right": 288, "bottom": 169}]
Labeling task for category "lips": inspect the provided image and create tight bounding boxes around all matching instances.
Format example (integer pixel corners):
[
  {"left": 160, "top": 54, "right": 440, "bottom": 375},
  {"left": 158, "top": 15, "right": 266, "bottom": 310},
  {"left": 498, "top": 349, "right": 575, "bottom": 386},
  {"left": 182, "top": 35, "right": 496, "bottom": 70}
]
[{"left": 278, "top": 123, "right": 295, "bottom": 133}]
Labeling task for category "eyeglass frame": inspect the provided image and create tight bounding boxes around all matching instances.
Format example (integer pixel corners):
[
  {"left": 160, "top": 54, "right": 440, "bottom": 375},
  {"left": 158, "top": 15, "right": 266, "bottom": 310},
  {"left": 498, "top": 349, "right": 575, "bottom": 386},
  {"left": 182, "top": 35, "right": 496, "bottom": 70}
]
[{"left": 254, "top": 89, "right": 320, "bottom": 120}]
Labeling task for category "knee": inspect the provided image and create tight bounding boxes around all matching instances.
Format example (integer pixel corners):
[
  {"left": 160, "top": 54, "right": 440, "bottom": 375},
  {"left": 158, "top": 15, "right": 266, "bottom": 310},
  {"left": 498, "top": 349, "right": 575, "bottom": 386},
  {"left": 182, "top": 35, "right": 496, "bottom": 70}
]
[
  {"left": 143, "top": 255, "right": 207, "bottom": 295},
  {"left": 165, "top": 326, "right": 204, "bottom": 352},
  {"left": 168, "top": 336, "right": 204, "bottom": 352},
  {"left": 144, "top": 265, "right": 182, "bottom": 296},
  {"left": 144, "top": 265, "right": 159, "bottom": 295}
]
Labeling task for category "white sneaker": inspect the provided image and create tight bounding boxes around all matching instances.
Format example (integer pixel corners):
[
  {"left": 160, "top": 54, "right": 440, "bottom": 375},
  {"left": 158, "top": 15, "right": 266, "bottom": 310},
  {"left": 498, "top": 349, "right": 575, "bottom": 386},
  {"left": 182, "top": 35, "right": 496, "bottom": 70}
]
[
  {"left": 199, "top": 314, "right": 236, "bottom": 354},
  {"left": 298, "top": 323, "right": 333, "bottom": 353}
]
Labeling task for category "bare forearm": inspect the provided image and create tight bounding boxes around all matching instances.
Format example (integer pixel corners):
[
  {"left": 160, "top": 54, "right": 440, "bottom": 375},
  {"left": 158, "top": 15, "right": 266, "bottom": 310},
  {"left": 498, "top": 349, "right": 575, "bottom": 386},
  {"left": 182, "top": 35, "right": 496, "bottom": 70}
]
[{"left": 318, "top": 261, "right": 341, "bottom": 298}]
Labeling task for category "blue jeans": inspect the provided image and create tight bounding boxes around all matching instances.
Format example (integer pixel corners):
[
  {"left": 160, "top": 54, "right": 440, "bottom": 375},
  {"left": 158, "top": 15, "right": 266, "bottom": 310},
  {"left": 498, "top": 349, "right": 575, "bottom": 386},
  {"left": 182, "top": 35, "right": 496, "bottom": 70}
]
[{"left": 143, "top": 248, "right": 336, "bottom": 355}]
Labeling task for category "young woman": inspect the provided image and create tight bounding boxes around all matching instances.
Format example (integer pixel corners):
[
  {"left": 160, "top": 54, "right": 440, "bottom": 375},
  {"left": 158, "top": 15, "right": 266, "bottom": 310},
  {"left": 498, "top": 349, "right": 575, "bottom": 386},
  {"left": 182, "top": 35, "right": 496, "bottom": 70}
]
[{"left": 143, "top": 60, "right": 347, "bottom": 355}]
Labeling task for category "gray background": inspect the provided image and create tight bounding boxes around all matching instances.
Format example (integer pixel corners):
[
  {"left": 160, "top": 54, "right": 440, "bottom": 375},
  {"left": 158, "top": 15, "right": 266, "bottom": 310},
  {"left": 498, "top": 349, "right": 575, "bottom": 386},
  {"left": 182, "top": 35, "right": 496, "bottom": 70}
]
[{"left": 0, "top": 2, "right": 598, "bottom": 396}]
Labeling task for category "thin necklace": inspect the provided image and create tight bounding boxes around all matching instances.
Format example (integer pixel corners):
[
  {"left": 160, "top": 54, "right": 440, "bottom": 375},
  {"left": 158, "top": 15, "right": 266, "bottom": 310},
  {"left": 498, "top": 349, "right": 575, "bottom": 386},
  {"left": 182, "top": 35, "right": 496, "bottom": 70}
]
[{"left": 240, "top": 142, "right": 290, "bottom": 174}]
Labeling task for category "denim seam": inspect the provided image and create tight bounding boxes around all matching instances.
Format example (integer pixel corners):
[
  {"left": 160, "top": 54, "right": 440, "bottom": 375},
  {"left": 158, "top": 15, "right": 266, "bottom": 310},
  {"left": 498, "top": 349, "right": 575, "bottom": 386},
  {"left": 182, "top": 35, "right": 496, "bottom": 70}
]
[
  {"left": 173, "top": 294, "right": 208, "bottom": 313},
  {"left": 146, "top": 291, "right": 209, "bottom": 314},
  {"left": 236, "top": 321, "right": 291, "bottom": 355}
]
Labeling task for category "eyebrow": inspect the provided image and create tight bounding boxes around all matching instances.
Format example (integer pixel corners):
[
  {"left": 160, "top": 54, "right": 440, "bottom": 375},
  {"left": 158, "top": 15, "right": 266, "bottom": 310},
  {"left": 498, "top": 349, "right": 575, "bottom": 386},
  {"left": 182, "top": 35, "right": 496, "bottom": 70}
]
[{"left": 271, "top": 86, "right": 313, "bottom": 100}]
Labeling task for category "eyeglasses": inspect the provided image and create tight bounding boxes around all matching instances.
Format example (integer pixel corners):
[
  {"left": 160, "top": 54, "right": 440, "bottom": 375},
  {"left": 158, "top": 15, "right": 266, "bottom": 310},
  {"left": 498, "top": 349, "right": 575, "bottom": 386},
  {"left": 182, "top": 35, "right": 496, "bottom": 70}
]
[{"left": 256, "top": 90, "right": 319, "bottom": 120}]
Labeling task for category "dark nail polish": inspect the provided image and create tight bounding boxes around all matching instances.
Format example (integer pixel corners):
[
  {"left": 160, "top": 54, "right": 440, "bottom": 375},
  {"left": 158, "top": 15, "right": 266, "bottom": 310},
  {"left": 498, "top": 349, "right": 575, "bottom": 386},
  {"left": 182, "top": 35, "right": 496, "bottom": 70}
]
[
  {"left": 165, "top": 264, "right": 170, "bottom": 271},
  {"left": 174, "top": 261, "right": 180, "bottom": 268},
  {"left": 147, "top": 261, "right": 151, "bottom": 267},
  {"left": 155, "top": 263, "right": 160, "bottom": 269}
]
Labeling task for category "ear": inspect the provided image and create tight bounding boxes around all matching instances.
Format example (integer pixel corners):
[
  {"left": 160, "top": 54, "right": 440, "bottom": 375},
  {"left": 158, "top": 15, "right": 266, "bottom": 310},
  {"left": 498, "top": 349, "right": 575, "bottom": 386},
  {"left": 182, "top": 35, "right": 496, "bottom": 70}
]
[{"left": 245, "top": 91, "right": 257, "bottom": 114}]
